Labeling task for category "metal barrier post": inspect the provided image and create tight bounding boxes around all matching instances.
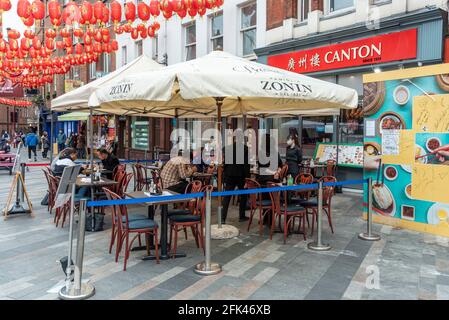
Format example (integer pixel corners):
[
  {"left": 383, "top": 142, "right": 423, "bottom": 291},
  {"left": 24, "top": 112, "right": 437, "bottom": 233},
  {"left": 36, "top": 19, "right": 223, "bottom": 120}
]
[
  {"left": 307, "top": 181, "right": 331, "bottom": 251},
  {"left": 194, "top": 190, "right": 222, "bottom": 275},
  {"left": 20, "top": 163, "right": 25, "bottom": 202},
  {"left": 63, "top": 183, "right": 77, "bottom": 289},
  {"left": 59, "top": 199, "right": 95, "bottom": 300},
  {"left": 359, "top": 177, "right": 381, "bottom": 241}
]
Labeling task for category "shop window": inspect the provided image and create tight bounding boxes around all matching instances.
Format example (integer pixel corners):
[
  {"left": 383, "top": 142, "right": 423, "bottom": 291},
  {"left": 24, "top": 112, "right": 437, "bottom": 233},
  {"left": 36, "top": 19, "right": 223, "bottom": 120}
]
[
  {"left": 102, "top": 53, "right": 110, "bottom": 75},
  {"left": 299, "top": 0, "right": 311, "bottom": 22},
  {"left": 131, "top": 117, "right": 149, "bottom": 150},
  {"left": 152, "top": 37, "right": 158, "bottom": 60},
  {"left": 329, "top": 0, "right": 354, "bottom": 13},
  {"left": 240, "top": 2, "right": 257, "bottom": 57},
  {"left": 89, "top": 62, "right": 96, "bottom": 80},
  {"left": 185, "top": 22, "right": 196, "bottom": 61},
  {"left": 210, "top": 12, "right": 223, "bottom": 52}
]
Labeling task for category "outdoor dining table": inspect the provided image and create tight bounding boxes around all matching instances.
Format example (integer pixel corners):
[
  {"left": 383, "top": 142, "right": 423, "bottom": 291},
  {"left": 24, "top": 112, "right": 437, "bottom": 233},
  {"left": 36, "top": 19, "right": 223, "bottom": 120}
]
[
  {"left": 125, "top": 190, "right": 194, "bottom": 260},
  {"left": 0, "top": 153, "right": 16, "bottom": 175},
  {"left": 301, "top": 163, "right": 327, "bottom": 178},
  {"left": 76, "top": 176, "right": 118, "bottom": 231}
]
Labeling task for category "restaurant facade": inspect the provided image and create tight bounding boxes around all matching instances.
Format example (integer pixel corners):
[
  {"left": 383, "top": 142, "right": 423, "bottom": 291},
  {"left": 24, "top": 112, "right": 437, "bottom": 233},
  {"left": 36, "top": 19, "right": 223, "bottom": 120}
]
[{"left": 255, "top": 5, "right": 448, "bottom": 189}]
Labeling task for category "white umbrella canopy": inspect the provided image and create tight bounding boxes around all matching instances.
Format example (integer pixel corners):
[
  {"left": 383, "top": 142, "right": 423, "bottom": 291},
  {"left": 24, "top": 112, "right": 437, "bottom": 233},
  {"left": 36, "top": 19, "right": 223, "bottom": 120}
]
[
  {"left": 88, "top": 50, "right": 359, "bottom": 118},
  {"left": 51, "top": 54, "right": 164, "bottom": 111}
]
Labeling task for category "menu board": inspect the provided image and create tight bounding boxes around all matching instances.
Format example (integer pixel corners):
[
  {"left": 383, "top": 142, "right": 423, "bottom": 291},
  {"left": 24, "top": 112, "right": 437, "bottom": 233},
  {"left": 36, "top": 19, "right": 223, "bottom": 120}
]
[{"left": 314, "top": 143, "right": 364, "bottom": 168}]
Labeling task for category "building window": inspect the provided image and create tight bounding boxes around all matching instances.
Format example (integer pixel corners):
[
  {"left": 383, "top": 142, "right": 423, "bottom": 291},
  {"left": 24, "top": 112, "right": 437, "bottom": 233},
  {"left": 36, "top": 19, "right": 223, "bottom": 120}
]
[
  {"left": 210, "top": 12, "right": 223, "bottom": 51},
  {"left": 121, "top": 46, "right": 127, "bottom": 66},
  {"left": 89, "top": 62, "right": 96, "bottom": 79},
  {"left": 299, "top": 0, "right": 311, "bottom": 21},
  {"left": 102, "top": 53, "right": 110, "bottom": 74},
  {"left": 240, "top": 2, "right": 257, "bottom": 57},
  {"left": 131, "top": 117, "right": 149, "bottom": 150},
  {"left": 136, "top": 40, "right": 143, "bottom": 57},
  {"left": 152, "top": 37, "right": 158, "bottom": 60},
  {"left": 329, "top": 0, "right": 354, "bottom": 12},
  {"left": 184, "top": 23, "right": 196, "bottom": 61}
]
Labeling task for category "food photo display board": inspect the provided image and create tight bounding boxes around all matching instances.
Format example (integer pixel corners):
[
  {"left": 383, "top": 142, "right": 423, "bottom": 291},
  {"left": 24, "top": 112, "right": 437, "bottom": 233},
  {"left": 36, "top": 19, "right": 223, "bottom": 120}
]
[
  {"left": 314, "top": 143, "right": 364, "bottom": 168},
  {"left": 363, "top": 64, "right": 449, "bottom": 237}
]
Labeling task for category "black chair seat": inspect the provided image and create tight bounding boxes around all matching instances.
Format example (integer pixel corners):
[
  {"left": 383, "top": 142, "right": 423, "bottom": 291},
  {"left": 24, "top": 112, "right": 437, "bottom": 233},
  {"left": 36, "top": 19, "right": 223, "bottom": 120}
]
[
  {"left": 169, "top": 215, "right": 201, "bottom": 223},
  {"left": 256, "top": 199, "right": 272, "bottom": 207},
  {"left": 281, "top": 204, "right": 306, "bottom": 212},
  {"left": 116, "top": 213, "right": 148, "bottom": 223},
  {"left": 298, "top": 200, "right": 318, "bottom": 207},
  {"left": 167, "top": 209, "right": 191, "bottom": 216},
  {"left": 128, "top": 218, "right": 158, "bottom": 230}
]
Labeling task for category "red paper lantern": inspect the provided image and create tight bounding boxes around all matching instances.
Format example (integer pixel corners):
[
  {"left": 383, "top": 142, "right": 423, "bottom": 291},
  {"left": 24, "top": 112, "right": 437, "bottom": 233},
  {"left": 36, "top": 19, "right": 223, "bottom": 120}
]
[
  {"left": 0, "top": 0, "right": 11, "bottom": 12},
  {"left": 60, "top": 27, "right": 71, "bottom": 38},
  {"left": 147, "top": 26, "right": 155, "bottom": 38},
  {"left": 55, "top": 41, "right": 64, "bottom": 50},
  {"left": 149, "top": 0, "right": 160, "bottom": 17},
  {"left": 94, "top": 29, "right": 102, "bottom": 42},
  {"left": 23, "top": 15, "right": 34, "bottom": 27},
  {"left": 110, "top": 0, "right": 122, "bottom": 24},
  {"left": 81, "top": 1, "right": 93, "bottom": 23},
  {"left": 47, "top": 0, "right": 62, "bottom": 25},
  {"left": 111, "top": 40, "right": 118, "bottom": 51},
  {"left": 63, "top": 1, "right": 81, "bottom": 25},
  {"left": 101, "top": 5, "right": 109, "bottom": 24},
  {"left": 114, "top": 25, "right": 123, "bottom": 35},
  {"left": 124, "top": 1, "right": 136, "bottom": 23},
  {"left": 20, "top": 38, "right": 31, "bottom": 51},
  {"left": 73, "top": 28, "right": 84, "bottom": 38},
  {"left": 138, "top": 2, "right": 150, "bottom": 21},
  {"left": 24, "top": 29, "right": 35, "bottom": 39},
  {"left": 153, "top": 21, "right": 161, "bottom": 31},
  {"left": 75, "top": 43, "right": 83, "bottom": 55},
  {"left": 85, "top": 44, "right": 92, "bottom": 53},
  {"left": 31, "top": 0, "right": 44, "bottom": 20},
  {"left": 17, "top": 0, "right": 31, "bottom": 20},
  {"left": 93, "top": 0, "right": 105, "bottom": 23},
  {"left": 45, "top": 38, "right": 54, "bottom": 51},
  {"left": 45, "top": 29, "right": 56, "bottom": 39},
  {"left": 7, "top": 29, "right": 20, "bottom": 39},
  {"left": 131, "top": 28, "right": 139, "bottom": 40},
  {"left": 188, "top": 7, "right": 197, "bottom": 18},
  {"left": 140, "top": 28, "right": 148, "bottom": 39}
]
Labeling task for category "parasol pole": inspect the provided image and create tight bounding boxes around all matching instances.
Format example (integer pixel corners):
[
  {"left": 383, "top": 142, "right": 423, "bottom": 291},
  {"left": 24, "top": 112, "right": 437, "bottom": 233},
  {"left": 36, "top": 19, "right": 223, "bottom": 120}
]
[
  {"left": 89, "top": 107, "right": 94, "bottom": 182},
  {"left": 216, "top": 98, "right": 223, "bottom": 228}
]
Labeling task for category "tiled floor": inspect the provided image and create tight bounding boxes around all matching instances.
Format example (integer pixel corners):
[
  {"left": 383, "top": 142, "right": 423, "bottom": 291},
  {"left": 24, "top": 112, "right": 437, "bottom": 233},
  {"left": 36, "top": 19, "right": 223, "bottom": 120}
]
[{"left": 1, "top": 151, "right": 449, "bottom": 300}]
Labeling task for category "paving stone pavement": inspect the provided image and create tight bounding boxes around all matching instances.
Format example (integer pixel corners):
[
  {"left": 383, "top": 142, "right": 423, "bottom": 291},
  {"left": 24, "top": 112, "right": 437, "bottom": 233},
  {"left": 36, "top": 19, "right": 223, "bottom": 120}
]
[{"left": 1, "top": 149, "right": 449, "bottom": 300}]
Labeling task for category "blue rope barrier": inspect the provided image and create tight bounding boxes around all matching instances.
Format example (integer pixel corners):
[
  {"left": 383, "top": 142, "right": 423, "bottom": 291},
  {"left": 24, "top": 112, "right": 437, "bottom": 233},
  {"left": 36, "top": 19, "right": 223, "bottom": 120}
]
[{"left": 85, "top": 179, "right": 369, "bottom": 208}]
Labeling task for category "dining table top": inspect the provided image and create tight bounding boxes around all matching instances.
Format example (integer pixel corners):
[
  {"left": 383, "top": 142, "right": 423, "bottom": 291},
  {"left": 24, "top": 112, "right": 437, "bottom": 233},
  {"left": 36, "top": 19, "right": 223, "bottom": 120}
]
[
  {"left": 125, "top": 190, "right": 194, "bottom": 205},
  {"left": 75, "top": 176, "right": 118, "bottom": 187}
]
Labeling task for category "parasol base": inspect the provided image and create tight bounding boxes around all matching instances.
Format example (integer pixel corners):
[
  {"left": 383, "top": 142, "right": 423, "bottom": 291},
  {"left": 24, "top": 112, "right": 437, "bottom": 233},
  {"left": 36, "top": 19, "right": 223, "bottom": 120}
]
[
  {"left": 210, "top": 224, "right": 239, "bottom": 240},
  {"left": 358, "top": 233, "right": 381, "bottom": 241}
]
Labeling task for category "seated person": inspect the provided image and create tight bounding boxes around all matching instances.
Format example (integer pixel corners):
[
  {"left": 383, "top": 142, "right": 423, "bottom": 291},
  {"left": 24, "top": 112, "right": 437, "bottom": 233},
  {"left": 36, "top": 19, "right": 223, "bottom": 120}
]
[
  {"left": 160, "top": 151, "right": 197, "bottom": 194},
  {"left": 96, "top": 148, "right": 120, "bottom": 179},
  {"left": 53, "top": 148, "right": 89, "bottom": 198}
]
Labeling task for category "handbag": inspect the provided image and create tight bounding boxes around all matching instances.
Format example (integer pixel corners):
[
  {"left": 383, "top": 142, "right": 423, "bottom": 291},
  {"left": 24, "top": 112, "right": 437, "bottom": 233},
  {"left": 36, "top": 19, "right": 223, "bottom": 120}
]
[
  {"left": 41, "top": 192, "right": 49, "bottom": 206},
  {"left": 85, "top": 213, "right": 104, "bottom": 232}
]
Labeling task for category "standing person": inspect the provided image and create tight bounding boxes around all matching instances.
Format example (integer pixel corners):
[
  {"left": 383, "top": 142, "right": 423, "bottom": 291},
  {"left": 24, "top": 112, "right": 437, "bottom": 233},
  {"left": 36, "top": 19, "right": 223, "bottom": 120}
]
[
  {"left": 221, "top": 132, "right": 250, "bottom": 224},
  {"left": 25, "top": 129, "right": 39, "bottom": 161},
  {"left": 285, "top": 134, "right": 302, "bottom": 178},
  {"left": 57, "top": 129, "right": 66, "bottom": 154},
  {"left": 41, "top": 131, "right": 50, "bottom": 159},
  {"left": 76, "top": 131, "right": 86, "bottom": 159}
]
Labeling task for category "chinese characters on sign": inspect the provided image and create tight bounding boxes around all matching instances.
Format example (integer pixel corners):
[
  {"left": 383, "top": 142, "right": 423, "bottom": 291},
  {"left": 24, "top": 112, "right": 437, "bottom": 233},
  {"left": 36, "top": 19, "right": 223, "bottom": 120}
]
[{"left": 270, "top": 29, "right": 417, "bottom": 74}]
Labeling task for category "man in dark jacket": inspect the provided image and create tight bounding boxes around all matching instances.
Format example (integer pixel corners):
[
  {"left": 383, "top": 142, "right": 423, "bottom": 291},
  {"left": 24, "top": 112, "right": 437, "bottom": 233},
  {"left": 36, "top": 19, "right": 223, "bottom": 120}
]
[
  {"left": 221, "top": 133, "right": 250, "bottom": 224},
  {"left": 97, "top": 148, "right": 120, "bottom": 179}
]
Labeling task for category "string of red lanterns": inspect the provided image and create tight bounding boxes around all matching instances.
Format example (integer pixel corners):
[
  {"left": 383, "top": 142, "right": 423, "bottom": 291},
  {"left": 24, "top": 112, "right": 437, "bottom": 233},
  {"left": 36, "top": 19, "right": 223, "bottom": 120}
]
[
  {"left": 0, "top": 0, "right": 225, "bottom": 89},
  {"left": 0, "top": 97, "right": 32, "bottom": 107}
]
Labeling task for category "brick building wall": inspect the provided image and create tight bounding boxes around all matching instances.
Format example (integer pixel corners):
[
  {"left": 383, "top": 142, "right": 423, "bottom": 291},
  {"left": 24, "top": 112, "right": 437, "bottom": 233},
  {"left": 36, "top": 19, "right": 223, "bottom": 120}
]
[{"left": 266, "top": 0, "right": 324, "bottom": 30}]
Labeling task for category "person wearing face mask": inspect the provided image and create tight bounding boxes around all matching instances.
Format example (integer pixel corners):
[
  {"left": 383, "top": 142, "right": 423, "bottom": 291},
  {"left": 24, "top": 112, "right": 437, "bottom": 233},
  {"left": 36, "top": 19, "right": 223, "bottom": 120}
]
[{"left": 285, "top": 134, "right": 302, "bottom": 178}]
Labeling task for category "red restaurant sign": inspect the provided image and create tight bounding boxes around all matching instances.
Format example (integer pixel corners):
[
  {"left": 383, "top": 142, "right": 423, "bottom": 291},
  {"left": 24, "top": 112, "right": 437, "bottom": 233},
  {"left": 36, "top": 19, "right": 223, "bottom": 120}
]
[{"left": 267, "top": 29, "right": 418, "bottom": 74}]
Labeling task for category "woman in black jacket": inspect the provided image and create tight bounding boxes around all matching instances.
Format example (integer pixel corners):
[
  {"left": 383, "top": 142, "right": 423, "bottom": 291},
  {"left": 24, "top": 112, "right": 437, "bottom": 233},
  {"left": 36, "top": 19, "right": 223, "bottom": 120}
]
[{"left": 285, "top": 134, "right": 302, "bottom": 178}]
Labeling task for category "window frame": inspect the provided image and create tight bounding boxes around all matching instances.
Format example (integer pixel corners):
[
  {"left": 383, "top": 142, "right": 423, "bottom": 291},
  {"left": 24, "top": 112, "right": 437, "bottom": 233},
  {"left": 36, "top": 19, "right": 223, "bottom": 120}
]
[
  {"left": 136, "top": 40, "right": 143, "bottom": 57},
  {"left": 328, "top": 0, "right": 355, "bottom": 14},
  {"left": 209, "top": 12, "right": 224, "bottom": 52},
  {"left": 299, "top": 0, "right": 311, "bottom": 22},
  {"left": 121, "top": 45, "right": 127, "bottom": 66},
  {"left": 239, "top": 2, "right": 257, "bottom": 58},
  {"left": 184, "top": 22, "right": 197, "bottom": 61},
  {"left": 89, "top": 61, "right": 97, "bottom": 80}
]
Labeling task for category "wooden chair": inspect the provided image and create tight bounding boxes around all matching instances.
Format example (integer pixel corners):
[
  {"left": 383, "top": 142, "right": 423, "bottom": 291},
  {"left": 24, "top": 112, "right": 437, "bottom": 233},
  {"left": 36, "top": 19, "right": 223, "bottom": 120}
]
[
  {"left": 292, "top": 173, "right": 314, "bottom": 202},
  {"left": 245, "top": 178, "right": 273, "bottom": 235},
  {"left": 42, "top": 168, "right": 53, "bottom": 214},
  {"left": 279, "top": 164, "right": 289, "bottom": 180},
  {"left": 112, "top": 164, "right": 126, "bottom": 180},
  {"left": 267, "top": 182, "right": 307, "bottom": 243},
  {"left": 169, "top": 185, "right": 212, "bottom": 257},
  {"left": 104, "top": 188, "right": 159, "bottom": 270}
]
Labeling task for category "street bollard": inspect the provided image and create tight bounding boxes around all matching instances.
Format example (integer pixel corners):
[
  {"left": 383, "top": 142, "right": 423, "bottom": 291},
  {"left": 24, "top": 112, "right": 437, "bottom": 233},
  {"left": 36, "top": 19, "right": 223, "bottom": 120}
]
[
  {"left": 194, "top": 190, "right": 222, "bottom": 276},
  {"left": 307, "top": 181, "right": 332, "bottom": 251},
  {"left": 59, "top": 199, "right": 95, "bottom": 300},
  {"left": 359, "top": 177, "right": 381, "bottom": 241}
]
